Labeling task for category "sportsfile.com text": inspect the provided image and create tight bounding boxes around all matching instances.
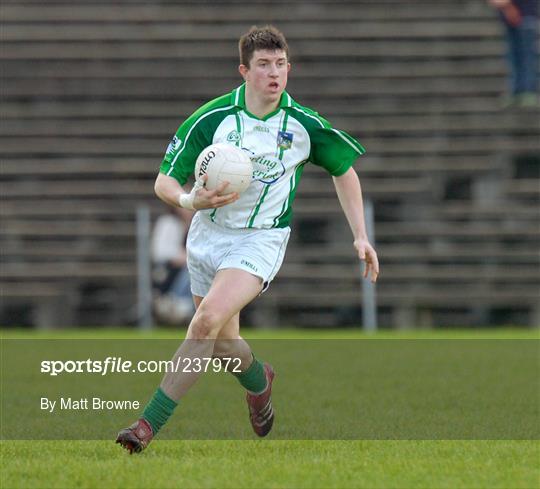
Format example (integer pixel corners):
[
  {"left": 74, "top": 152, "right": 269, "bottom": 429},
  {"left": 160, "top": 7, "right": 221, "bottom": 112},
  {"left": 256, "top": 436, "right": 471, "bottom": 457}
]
[{"left": 40, "top": 357, "right": 242, "bottom": 376}]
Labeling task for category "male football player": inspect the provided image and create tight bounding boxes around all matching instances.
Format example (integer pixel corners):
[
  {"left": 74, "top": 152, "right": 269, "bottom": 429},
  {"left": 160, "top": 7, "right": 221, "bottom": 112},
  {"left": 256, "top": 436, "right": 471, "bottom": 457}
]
[{"left": 117, "top": 25, "right": 379, "bottom": 453}]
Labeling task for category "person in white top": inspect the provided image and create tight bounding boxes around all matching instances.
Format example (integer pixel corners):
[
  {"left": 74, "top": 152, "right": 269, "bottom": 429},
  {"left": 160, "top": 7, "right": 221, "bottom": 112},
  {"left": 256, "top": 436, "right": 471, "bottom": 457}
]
[
  {"left": 117, "top": 25, "right": 379, "bottom": 454},
  {"left": 150, "top": 206, "right": 193, "bottom": 322}
]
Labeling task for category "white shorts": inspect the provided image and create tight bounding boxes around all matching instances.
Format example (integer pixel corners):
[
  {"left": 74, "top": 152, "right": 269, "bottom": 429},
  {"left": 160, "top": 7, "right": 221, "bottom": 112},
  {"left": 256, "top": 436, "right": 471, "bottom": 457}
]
[{"left": 186, "top": 213, "right": 291, "bottom": 297}]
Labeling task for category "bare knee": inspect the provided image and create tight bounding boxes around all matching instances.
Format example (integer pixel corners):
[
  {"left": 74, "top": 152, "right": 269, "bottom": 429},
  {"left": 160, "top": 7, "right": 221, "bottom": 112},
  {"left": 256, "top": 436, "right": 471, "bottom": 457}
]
[{"left": 189, "top": 308, "right": 226, "bottom": 340}]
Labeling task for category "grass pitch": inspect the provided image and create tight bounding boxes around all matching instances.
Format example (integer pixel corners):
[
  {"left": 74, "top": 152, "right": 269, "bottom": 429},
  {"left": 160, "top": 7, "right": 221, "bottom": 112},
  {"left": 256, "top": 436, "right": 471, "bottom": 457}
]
[
  {"left": 1, "top": 328, "right": 538, "bottom": 489},
  {"left": 2, "top": 440, "right": 538, "bottom": 489}
]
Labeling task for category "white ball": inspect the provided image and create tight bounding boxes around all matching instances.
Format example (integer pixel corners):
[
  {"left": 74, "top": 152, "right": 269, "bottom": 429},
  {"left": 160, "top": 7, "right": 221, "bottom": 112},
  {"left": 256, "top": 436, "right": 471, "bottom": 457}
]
[{"left": 194, "top": 143, "right": 253, "bottom": 195}]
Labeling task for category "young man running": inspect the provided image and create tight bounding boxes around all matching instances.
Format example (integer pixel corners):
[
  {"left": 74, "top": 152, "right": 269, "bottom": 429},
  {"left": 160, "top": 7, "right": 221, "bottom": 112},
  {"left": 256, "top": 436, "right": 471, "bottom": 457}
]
[{"left": 117, "top": 25, "right": 379, "bottom": 453}]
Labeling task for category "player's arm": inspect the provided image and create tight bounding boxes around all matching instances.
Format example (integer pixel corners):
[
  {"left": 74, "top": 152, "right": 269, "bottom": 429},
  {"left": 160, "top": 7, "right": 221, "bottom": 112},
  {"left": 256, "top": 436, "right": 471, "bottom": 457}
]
[
  {"left": 154, "top": 172, "right": 238, "bottom": 210},
  {"left": 332, "top": 167, "right": 379, "bottom": 282}
]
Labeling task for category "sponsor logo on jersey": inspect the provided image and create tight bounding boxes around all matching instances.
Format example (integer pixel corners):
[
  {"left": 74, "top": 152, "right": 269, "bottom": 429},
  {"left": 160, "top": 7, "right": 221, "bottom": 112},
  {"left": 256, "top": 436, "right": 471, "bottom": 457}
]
[
  {"left": 254, "top": 125, "right": 270, "bottom": 133},
  {"left": 227, "top": 130, "right": 241, "bottom": 143},
  {"left": 166, "top": 135, "right": 182, "bottom": 155},
  {"left": 251, "top": 154, "right": 286, "bottom": 184},
  {"left": 277, "top": 131, "right": 293, "bottom": 150}
]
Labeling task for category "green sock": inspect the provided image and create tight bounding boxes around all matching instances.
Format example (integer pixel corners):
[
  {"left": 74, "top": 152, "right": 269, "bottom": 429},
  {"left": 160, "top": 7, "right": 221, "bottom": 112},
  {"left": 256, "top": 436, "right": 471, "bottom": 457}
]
[
  {"left": 142, "top": 387, "right": 178, "bottom": 435},
  {"left": 233, "top": 356, "right": 267, "bottom": 394}
]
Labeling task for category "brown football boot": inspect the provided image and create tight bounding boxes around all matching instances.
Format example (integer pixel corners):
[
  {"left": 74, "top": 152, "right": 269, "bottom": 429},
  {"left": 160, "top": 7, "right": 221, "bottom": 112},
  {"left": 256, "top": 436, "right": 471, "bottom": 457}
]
[
  {"left": 246, "top": 363, "right": 275, "bottom": 437},
  {"left": 116, "top": 418, "right": 154, "bottom": 454}
]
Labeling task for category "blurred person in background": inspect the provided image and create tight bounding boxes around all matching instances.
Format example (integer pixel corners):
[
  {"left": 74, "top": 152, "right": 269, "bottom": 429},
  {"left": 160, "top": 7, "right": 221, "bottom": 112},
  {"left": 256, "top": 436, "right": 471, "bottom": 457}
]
[
  {"left": 488, "top": 0, "right": 539, "bottom": 108},
  {"left": 151, "top": 205, "right": 194, "bottom": 323}
]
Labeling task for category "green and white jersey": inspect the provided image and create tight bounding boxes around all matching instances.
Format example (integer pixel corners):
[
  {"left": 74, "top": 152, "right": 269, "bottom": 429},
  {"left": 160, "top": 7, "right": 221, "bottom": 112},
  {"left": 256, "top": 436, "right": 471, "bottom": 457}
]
[{"left": 160, "top": 84, "right": 365, "bottom": 229}]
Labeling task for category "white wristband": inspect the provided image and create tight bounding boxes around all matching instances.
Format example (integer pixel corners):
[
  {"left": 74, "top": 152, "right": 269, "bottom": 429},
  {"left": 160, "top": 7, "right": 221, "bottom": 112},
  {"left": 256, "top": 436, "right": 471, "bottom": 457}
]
[
  {"left": 178, "top": 180, "right": 203, "bottom": 210},
  {"left": 179, "top": 192, "right": 195, "bottom": 210}
]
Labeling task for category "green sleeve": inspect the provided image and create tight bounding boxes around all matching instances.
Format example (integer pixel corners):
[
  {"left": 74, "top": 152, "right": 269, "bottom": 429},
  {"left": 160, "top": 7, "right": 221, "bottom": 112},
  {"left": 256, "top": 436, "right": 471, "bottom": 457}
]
[
  {"left": 289, "top": 105, "right": 365, "bottom": 176},
  {"left": 159, "top": 95, "right": 235, "bottom": 185},
  {"left": 308, "top": 113, "right": 366, "bottom": 176},
  {"left": 159, "top": 116, "right": 214, "bottom": 185}
]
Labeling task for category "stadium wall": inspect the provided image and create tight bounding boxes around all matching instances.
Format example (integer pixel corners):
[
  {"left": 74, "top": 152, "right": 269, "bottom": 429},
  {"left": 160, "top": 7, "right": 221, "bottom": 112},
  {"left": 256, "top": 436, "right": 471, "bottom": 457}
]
[{"left": 1, "top": 0, "right": 539, "bottom": 328}]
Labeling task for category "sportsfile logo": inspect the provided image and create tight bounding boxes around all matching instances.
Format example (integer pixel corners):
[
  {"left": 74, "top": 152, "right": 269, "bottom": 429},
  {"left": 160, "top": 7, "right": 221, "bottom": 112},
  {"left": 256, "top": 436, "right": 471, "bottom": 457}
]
[
  {"left": 41, "top": 358, "right": 131, "bottom": 376},
  {"left": 40, "top": 356, "right": 242, "bottom": 376}
]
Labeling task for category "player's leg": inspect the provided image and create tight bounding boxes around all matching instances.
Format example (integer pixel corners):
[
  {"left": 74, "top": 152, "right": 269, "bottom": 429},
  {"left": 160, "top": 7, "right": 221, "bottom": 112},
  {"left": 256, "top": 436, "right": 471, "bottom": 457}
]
[
  {"left": 205, "top": 227, "right": 289, "bottom": 437},
  {"left": 158, "top": 268, "right": 262, "bottom": 398},
  {"left": 213, "top": 313, "right": 252, "bottom": 368},
  {"left": 117, "top": 268, "right": 262, "bottom": 453},
  {"left": 213, "top": 310, "right": 276, "bottom": 437}
]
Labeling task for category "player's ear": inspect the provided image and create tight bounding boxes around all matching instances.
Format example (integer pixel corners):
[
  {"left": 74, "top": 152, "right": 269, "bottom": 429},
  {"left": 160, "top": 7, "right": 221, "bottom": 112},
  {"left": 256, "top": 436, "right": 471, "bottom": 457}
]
[
  {"left": 239, "top": 64, "right": 249, "bottom": 80},
  {"left": 287, "top": 62, "right": 291, "bottom": 73}
]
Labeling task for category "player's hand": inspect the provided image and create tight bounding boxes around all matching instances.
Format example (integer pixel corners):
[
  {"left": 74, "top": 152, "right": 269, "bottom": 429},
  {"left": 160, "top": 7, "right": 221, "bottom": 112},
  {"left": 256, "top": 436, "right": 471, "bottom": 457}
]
[
  {"left": 193, "top": 175, "right": 239, "bottom": 210},
  {"left": 354, "top": 238, "right": 379, "bottom": 283}
]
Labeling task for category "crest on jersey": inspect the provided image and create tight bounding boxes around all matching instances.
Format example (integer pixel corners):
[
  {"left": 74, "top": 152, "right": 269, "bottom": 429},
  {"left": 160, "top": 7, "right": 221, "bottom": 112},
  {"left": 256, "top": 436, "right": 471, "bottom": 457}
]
[
  {"left": 227, "top": 130, "right": 241, "bottom": 143},
  {"left": 277, "top": 131, "right": 293, "bottom": 150}
]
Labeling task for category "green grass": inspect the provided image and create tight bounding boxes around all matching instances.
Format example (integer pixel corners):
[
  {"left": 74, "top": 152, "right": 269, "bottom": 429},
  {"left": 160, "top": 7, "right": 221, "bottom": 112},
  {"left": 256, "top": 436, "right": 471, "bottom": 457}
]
[
  {"left": 2, "top": 326, "right": 539, "bottom": 340},
  {"left": 1, "top": 327, "right": 538, "bottom": 488},
  {"left": 1, "top": 440, "right": 538, "bottom": 489}
]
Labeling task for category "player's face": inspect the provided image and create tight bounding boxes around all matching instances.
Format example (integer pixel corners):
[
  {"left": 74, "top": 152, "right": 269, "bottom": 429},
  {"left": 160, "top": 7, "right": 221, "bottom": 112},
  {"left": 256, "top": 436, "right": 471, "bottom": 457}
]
[{"left": 240, "top": 50, "right": 290, "bottom": 103}]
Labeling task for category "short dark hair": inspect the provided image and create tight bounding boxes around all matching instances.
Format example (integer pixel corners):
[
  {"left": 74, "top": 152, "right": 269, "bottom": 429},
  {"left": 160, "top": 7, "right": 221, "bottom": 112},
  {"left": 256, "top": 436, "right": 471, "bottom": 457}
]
[{"left": 238, "top": 25, "right": 289, "bottom": 68}]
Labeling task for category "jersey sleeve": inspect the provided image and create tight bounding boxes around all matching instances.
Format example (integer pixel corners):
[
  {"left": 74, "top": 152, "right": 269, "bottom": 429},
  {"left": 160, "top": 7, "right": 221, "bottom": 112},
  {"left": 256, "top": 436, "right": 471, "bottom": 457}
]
[
  {"left": 308, "top": 114, "right": 366, "bottom": 176},
  {"left": 159, "top": 93, "right": 234, "bottom": 184},
  {"left": 159, "top": 114, "right": 213, "bottom": 185}
]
